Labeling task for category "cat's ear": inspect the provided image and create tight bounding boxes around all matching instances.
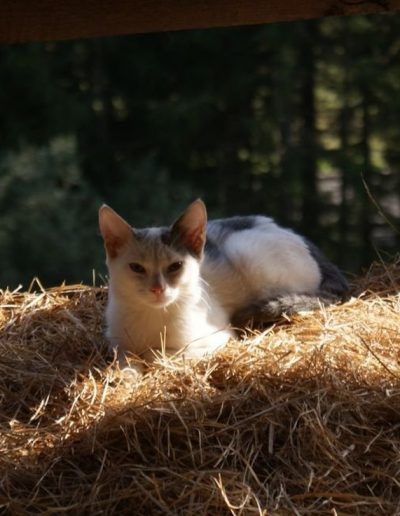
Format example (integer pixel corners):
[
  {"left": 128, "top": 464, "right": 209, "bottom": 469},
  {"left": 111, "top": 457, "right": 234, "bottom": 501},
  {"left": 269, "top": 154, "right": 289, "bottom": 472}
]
[
  {"left": 171, "top": 199, "right": 207, "bottom": 258},
  {"left": 99, "top": 205, "right": 133, "bottom": 259}
]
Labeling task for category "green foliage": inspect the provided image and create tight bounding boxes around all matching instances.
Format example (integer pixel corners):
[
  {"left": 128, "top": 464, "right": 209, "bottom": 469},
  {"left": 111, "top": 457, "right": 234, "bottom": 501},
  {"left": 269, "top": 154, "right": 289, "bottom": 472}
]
[
  {"left": 0, "top": 14, "right": 399, "bottom": 287},
  {"left": 0, "top": 138, "right": 102, "bottom": 286}
]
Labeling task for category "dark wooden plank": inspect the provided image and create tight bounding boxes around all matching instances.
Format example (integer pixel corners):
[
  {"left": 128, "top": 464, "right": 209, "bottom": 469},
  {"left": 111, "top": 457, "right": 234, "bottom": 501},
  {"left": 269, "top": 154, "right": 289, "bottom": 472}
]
[{"left": 1, "top": 0, "right": 399, "bottom": 43}]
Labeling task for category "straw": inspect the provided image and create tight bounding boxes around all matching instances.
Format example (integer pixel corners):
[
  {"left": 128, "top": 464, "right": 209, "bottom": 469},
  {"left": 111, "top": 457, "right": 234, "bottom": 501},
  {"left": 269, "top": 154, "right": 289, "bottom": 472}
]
[{"left": 1, "top": 258, "right": 400, "bottom": 514}]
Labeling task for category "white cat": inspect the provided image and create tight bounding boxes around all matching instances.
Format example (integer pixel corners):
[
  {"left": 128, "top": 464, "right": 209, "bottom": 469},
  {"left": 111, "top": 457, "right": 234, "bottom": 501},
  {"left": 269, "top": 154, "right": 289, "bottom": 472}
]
[{"left": 99, "top": 199, "right": 347, "bottom": 363}]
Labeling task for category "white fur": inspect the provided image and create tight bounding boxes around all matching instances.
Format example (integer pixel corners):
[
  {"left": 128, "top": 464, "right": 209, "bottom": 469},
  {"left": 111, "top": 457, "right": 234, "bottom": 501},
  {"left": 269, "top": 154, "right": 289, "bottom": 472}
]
[
  {"left": 202, "top": 217, "right": 321, "bottom": 316},
  {"left": 106, "top": 252, "right": 232, "bottom": 361}
]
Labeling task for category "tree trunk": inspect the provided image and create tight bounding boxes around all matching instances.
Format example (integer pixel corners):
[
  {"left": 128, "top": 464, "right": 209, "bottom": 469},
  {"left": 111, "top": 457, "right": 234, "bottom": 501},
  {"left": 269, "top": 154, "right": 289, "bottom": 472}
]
[
  {"left": 360, "top": 85, "right": 374, "bottom": 263},
  {"left": 299, "top": 22, "right": 319, "bottom": 238}
]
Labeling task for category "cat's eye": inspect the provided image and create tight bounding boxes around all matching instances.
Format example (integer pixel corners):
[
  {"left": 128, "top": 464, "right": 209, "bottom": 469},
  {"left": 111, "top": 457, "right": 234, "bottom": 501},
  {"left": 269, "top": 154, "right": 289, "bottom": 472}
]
[
  {"left": 129, "top": 263, "right": 146, "bottom": 274},
  {"left": 167, "top": 261, "right": 183, "bottom": 274}
]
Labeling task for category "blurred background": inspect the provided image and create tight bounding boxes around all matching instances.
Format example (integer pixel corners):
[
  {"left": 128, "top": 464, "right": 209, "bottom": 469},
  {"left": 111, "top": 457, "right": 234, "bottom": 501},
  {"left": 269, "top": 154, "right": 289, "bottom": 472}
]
[{"left": 0, "top": 12, "right": 400, "bottom": 288}]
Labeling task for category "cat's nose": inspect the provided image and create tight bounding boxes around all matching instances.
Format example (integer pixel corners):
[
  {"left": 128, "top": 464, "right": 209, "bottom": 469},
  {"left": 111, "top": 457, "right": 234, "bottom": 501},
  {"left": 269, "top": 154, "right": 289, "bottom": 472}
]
[{"left": 150, "top": 285, "right": 165, "bottom": 295}]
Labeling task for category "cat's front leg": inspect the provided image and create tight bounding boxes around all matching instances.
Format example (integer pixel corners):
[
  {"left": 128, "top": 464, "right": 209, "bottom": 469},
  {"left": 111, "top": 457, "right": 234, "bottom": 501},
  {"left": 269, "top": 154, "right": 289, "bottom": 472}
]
[
  {"left": 182, "top": 328, "right": 232, "bottom": 359},
  {"left": 119, "top": 364, "right": 143, "bottom": 382},
  {"left": 112, "top": 347, "right": 144, "bottom": 380}
]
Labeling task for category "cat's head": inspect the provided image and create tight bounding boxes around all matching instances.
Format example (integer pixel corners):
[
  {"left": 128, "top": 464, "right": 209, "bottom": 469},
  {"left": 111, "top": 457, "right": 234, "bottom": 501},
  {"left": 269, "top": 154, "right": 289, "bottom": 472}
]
[{"left": 99, "top": 199, "right": 207, "bottom": 308}]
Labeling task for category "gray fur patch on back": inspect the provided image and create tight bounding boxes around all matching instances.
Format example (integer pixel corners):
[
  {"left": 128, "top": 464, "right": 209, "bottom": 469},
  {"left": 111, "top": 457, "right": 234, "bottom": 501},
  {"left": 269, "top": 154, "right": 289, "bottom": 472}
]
[
  {"left": 205, "top": 216, "right": 260, "bottom": 260},
  {"left": 212, "top": 216, "right": 259, "bottom": 233},
  {"left": 305, "top": 239, "right": 349, "bottom": 298}
]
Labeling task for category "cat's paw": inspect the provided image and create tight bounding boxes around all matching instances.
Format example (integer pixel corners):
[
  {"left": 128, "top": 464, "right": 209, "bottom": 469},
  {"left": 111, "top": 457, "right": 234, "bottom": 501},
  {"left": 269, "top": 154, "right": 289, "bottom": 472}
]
[{"left": 119, "top": 364, "right": 143, "bottom": 383}]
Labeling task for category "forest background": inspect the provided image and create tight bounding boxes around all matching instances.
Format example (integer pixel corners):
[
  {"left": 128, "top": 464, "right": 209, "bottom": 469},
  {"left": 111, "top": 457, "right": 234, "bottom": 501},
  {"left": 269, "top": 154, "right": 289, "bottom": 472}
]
[{"left": 0, "top": 12, "right": 399, "bottom": 288}]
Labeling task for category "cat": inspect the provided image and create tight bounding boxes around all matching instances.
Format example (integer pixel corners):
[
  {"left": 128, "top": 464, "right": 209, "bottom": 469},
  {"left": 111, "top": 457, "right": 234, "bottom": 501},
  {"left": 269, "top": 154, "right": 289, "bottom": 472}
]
[{"left": 99, "top": 199, "right": 348, "bottom": 364}]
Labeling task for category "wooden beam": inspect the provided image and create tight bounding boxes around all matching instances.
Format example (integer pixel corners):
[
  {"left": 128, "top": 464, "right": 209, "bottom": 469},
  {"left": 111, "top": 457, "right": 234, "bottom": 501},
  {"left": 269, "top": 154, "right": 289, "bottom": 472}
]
[{"left": 1, "top": 0, "right": 399, "bottom": 44}]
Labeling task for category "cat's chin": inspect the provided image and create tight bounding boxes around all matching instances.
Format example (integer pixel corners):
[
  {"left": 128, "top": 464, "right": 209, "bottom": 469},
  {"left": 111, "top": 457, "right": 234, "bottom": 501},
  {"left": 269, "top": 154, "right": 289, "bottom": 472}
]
[
  {"left": 151, "top": 299, "right": 173, "bottom": 309},
  {"left": 143, "top": 294, "right": 177, "bottom": 309}
]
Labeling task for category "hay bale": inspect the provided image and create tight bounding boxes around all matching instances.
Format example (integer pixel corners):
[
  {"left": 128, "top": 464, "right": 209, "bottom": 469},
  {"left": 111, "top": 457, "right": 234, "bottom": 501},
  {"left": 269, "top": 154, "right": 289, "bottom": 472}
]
[{"left": 1, "top": 258, "right": 400, "bottom": 514}]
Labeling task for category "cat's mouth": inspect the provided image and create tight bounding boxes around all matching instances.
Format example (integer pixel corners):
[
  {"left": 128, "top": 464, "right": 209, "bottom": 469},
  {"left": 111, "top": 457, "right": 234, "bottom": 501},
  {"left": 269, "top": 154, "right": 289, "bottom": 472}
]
[
  {"left": 152, "top": 296, "right": 168, "bottom": 306},
  {"left": 147, "top": 291, "right": 176, "bottom": 308}
]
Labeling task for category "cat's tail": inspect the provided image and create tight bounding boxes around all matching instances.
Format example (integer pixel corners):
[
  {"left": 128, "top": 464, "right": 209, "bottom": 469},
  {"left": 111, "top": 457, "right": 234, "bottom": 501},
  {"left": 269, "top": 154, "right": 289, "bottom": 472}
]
[
  {"left": 305, "top": 239, "right": 349, "bottom": 299},
  {"left": 231, "top": 291, "right": 348, "bottom": 329}
]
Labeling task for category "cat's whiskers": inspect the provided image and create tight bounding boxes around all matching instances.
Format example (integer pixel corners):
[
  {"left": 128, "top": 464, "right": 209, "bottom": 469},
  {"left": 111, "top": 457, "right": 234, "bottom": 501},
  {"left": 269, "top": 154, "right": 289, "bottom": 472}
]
[{"left": 198, "top": 277, "right": 212, "bottom": 311}]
